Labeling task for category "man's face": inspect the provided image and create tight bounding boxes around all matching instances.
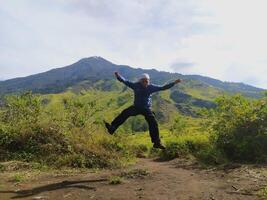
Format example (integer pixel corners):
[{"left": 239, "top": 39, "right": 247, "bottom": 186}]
[{"left": 140, "top": 78, "right": 149, "bottom": 87}]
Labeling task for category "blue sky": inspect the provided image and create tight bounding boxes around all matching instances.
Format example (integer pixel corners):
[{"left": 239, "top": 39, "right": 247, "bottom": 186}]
[{"left": 0, "top": 0, "right": 267, "bottom": 89}]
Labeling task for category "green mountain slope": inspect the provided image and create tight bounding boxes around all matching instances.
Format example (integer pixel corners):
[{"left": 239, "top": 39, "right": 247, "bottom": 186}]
[{"left": 0, "top": 56, "right": 264, "bottom": 98}]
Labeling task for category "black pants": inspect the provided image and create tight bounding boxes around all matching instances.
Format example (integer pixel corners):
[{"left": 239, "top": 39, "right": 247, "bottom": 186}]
[{"left": 111, "top": 105, "right": 160, "bottom": 144}]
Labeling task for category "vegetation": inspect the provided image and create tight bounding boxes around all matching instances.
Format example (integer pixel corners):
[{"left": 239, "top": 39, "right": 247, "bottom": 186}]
[
  {"left": 11, "top": 173, "right": 25, "bottom": 182},
  {"left": 109, "top": 176, "right": 123, "bottom": 185},
  {"left": 121, "top": 168, "right": 149, "bottom": 179},
  {"left": 259, "top": 186, "right": 267, "bottom": 199},
  {"left": 208, "top": 94, "right": 267, "bottom": 162},
  {"left": 0, "top": 92, "right": 135, "bottom": 168},
  {"left": 0, "top": 90, "right": 266, "bottom": 170}
]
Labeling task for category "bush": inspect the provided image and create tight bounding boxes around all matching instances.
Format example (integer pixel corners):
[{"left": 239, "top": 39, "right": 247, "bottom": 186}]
[
  {"left": 63, "top": 98, "right": 98, "bottom": 129},
  {"left": 157, "top": 133, "right": 213, "bottom": 162},
  {"left": 131, "top": 144, "right": 149, "bottom": 158},
  {"left": 0, "top": 92, "right": 45, "bottom": 160},
  {"left": 0, "top": 92, "right": 41, "bottom": 133},
  {"left": 109, "top": 176, "right": 123, "bottom": 185},
  {"left": 0, "top": 92, "right": 135, "bottom": 168},
  {"left": 122, "top": 116, "right": 148, "bottom": 133},
  {"left": 169, "top": 114, "right": 187, "bottom": 135},
  {"left": 210, "top": 95, "right": 267, "bottom": 162}
]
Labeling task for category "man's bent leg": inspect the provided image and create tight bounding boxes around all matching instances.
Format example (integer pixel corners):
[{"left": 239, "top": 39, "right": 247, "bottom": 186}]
[{"left": 110, "top": 105, "right": 139, "bottom": 133}]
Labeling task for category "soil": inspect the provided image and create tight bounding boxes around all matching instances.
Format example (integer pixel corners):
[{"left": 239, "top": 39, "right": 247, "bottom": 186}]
[{"left": 0, "top": 158, "right": 266, "bottom": 200}]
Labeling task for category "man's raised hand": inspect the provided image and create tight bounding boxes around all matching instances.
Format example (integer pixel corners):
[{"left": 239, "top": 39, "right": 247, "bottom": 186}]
[{"left": 114, "top": 72, "right": 120, "bottom": 78}]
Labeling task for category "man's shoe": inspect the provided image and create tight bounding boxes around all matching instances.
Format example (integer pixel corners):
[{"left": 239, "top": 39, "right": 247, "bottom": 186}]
[
  {"left": 104, "top": 121, "right": 114, "bottom": 135},
  {"left": 153, "top": 143, "right": 166, "bottom": 150}
]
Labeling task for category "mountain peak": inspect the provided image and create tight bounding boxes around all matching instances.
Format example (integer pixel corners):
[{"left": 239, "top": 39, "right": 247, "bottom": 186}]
[
  {"left": 78, "top": 56, "right": 112, "bottom": 64},
  {"left": 89, "top": 56, "right": 105, "bottom": 60}
]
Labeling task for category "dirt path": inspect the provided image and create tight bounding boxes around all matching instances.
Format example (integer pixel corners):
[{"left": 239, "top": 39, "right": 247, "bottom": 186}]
[{"left": 0, "top": 158, "right": 266, "bottom": 200}]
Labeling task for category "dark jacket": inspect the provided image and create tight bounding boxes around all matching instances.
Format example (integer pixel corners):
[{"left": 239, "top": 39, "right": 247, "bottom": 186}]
[{"left": 117, "top": 75, "right": 175, "bottom": 109}]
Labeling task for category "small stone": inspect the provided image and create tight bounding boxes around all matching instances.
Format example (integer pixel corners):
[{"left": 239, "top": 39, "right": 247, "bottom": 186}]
[{"left": 32, "top": 196, "right": 48, "bottom": 200}]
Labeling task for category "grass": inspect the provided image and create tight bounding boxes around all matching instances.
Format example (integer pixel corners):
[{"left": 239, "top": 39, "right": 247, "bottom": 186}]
[
  {"left": 109, "top": 176, "right": 123, "bottom": 185},
  {"left": 184, "top": 86, "right": 224, "bottom": 101},
  {"left": 2, "top": 91, "right": 180, "bottom": 163},
  {"left": 11, "top": 173, "right": 25, "bottom": 182},
  {"left": 0, "top": 164, "right": 4, "bottom": 172},
  {"left": 258, "top": 186, "right": 267, "bottom": 199},
  {"left": 108, "top": 168, "right": 149, "bottom": 185},
  {"left": 0, "top": 91, "right": 140, "bottom": 169},
  {"left": 121, "top": 168, "right": 149, "bottom": 179},
  {"left": 126, "top": 125, "right": 226, "bottom": 165},
  {"left": 4, "top": 91, "right": 264, "bottom": 170}
]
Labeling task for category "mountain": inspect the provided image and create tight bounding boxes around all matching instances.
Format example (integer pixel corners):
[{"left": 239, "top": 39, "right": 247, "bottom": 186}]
[
  {"left": 0, "top": 57, "right": 179, "bottom": 94},
  {"left": 186, "top": 75, "right": 264, "bottom": 96},
  {"left": 0, "top": 56, "right": 264, "bottom": 98}
]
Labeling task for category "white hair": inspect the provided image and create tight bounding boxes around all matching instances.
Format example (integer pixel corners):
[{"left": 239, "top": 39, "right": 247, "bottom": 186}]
[{"left": 139, "top": 73, "right": 150, "bottom": 80}]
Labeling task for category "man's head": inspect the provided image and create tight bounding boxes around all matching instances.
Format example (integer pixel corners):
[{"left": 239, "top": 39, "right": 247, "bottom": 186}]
[{"left": 139, "top": 73, "right": 150, "bottom": 87}]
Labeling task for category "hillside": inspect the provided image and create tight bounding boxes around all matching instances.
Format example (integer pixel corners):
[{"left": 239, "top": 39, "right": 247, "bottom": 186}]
[
  {"left": 0, "top": 56, "right": 264, "bottom": 98},
  {"left": 0, "top": 61, "right": 266, "bottom": 200}
]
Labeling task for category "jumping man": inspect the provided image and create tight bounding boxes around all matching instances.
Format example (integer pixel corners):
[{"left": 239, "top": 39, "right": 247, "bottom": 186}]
[{"left": 104, "top": 72, "right": 181, "bottom": 149}]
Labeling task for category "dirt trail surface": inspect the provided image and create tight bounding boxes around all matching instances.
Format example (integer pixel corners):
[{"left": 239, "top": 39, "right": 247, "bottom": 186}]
[{"left": 0, "top": 158, "right": 266, "bottom": 200}]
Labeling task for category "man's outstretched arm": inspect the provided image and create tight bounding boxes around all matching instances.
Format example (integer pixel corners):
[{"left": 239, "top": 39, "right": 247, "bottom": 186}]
[
  {"left": 150, "top": 79, "right": 182, "bottom": 93},
  {"left": 115, "top": 72, "right": 135, "bottom": 89}
]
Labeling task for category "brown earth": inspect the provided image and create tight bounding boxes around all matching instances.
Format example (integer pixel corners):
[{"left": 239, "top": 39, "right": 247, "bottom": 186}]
[{"left": 0, "top": 158, "right": 266, "bottom": 200}]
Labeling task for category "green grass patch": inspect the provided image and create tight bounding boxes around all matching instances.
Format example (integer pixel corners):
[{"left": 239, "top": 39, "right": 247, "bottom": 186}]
[
  {"left": 0, "top": 164, "right": 4, "bottom": 172},
  {"left": 258, "top": 186, "right": 267, "bottom": 199},
  {"left": 11, "top": 173, "right": 25, "bottom": 182},
  {"left": 127, "top": 129, "right": 225, "bottom": 165},
  {"left": 109, "top": 176, "right": 123, "bottom": 185},
  {"left": 121, "top": 168, "right": 149, "bottom": 179}
]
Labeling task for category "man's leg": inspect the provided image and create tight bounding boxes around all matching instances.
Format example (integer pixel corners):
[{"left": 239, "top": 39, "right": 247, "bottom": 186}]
[
  {"left": 106, "top": 105, "right": 139, "bottom": 134},
  {"left": 143, "top": 110, "right": 165, "bottom": 149},
  {"left": 143, "top": 109, "right": 161, "bottom": 144}
]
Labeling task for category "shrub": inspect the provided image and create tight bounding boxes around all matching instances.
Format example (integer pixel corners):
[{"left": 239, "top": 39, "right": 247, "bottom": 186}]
[
  {"left": 0, "top": 92, "right": 135, "bottom": 168},
  {"left": 122, "top": 116, "right": 148, "bottom": 133},
  {"left": 169, "top": 114, "right": 187, "bottom": 135},
  {"left": 209, "top": 95, "right": 267, "bottom": 162},
  {"left": 157, "top": 133, "right": 212, "bottom": 161},
  {"left": 109, "top": 176, "right": 123, "bottom": 185},
  {"left": 121, "top": 168, "right": 149, "bottom": 179},
  {"left": 63, "top": 98, "right": 98, "bottom": 129},
  {"left": 0, "top": 92, "right": 41, "bottom": 133},
  {"left": 131, "top": 144, "right": 149, "bottom": 158}
]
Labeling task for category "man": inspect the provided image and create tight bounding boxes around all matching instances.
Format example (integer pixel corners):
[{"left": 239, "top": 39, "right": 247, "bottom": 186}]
[{"left": 104, "top": 72, "right": 181, "bottom": 149}]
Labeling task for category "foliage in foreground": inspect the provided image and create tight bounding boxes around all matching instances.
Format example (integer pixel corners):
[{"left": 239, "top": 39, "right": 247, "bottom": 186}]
[
  {"left": 208, "top": 94, "right": 267, "bottom": 163},
  {"left": 0, "top": 91, "right": 266, "bottom": 169},
  {"left": 0, "top": 92, "right": 135, "bottom": 168},
  {"left": 134, "top": 94, "right": 267, "bottom": 164}
]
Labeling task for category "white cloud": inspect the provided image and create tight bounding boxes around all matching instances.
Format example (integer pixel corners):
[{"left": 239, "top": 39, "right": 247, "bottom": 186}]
[
  {"left": 167, "top": 0, "right": 267, "bottom": 88},
  {"left": 0, "top": 0, "right": 266, "bottom": 88}
]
